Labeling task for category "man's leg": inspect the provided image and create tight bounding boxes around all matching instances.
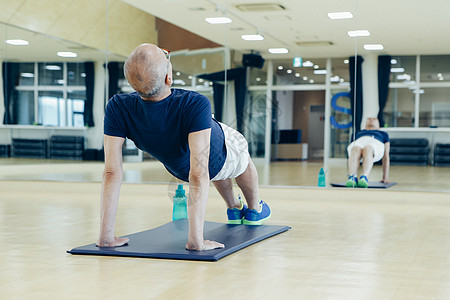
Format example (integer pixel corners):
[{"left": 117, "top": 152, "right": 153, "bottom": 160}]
[
  {"left": 235, "top": 157, "right": 259, "bottom": 210},
  {"left": 212, "top": 179, "right": 240, "bottom": 209},
  {"left": 361, "top": 146, "right": 375, "bottom": 177},
  {"left": 348, "top": 146, "right": 362, "bottom": 175}
]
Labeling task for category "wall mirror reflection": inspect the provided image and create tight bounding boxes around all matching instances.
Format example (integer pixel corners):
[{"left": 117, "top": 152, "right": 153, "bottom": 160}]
[{"left": 0, "top": 0, "right": 449, "bottom": 193}]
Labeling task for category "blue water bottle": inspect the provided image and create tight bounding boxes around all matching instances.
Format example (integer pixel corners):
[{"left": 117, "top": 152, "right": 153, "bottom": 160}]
[
  {"left": 318, "top": 168, "right": 326, "bottom": 187},
  {"left": 172, "top": 184, "right": 188, "bottom": 221}
]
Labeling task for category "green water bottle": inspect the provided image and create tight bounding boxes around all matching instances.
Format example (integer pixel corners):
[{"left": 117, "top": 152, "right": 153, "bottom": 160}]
[
  {"left": 172, "top": 184, "right": 188, "bottom": 221},
  {"left": 318, "top": 168, "right": 326, "bottom": 187}
]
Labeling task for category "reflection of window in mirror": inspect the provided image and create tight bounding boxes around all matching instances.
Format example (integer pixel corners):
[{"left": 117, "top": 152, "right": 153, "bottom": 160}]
[
  {"left": 383, "top": 55, "right": 450, "bottom": 128},
  {"left": 8, "top": 62, "right": 87, "bottom": 127}
]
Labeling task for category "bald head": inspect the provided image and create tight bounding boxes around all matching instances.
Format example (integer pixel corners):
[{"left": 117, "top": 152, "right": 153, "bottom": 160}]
[
  {"left": 124, "top": 43, "right": 171, "bottom": 100},
  {"left": 365, "top": 117, "right": 380, "bottom": 130}
]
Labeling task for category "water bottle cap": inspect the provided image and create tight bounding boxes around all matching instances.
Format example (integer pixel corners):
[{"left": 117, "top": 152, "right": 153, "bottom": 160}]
[
  {"left": 319, "top": 168, "right": 325, "bottom": 175},
  {"left": 175, "top": 184, "right": 185, "bottom": 196}
]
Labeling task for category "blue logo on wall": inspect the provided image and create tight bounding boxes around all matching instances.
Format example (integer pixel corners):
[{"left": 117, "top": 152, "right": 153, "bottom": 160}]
[{"left": 330, "top": 92, "right": 352, "bottom": 129}]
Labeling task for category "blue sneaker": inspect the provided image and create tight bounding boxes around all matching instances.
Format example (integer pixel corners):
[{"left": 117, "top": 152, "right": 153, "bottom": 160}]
[
  {"left": 227, "top": 197, "right": 247, "bottom": 224},
  {"left": 345, "top": 175, "right": 358, "bottom": 188},
  {"left": 358, "top": 175, "right": 369, "bottom": 188},
  {"left": 243, "top": 200, "right": 271, "bottom": 225}
]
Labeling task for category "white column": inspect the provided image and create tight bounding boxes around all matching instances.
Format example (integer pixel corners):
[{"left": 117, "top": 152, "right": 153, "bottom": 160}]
[
  {"left": 86, "top": 60, "right": 106, "bottom": 149},
  {"left": 414, "top": 55, "right": 421, "bottom": 128},
  {"left": 0, "top": 61, "right": 4, "bottom": 124},
  {"left": 361, "top": 53, "right": 379, "bottom": 128},
  {"left": 264, "top": 60, "right": 273, "bottom": 164},
  {"left": 323, "top": 58, "right": 332, "bottom": 165}
]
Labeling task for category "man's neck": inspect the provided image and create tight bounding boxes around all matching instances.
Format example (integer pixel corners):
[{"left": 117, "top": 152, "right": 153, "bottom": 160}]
[{"left": 141, "top": 87, "right": 172, "bottom": 102}]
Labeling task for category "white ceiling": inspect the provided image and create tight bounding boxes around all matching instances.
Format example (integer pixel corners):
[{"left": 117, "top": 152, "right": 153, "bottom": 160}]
[
  {"left": 0, "top": 24, "right": 125, "bottom": 62},
  {"left": 122, "top": 0, "right": 450, "bottom": 60}
]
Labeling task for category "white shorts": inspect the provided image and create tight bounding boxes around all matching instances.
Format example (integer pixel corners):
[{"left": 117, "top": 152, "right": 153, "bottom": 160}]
[
  {"left": 347, "top": 136, "right": 385, "bottom": 162},
  {"left": 211, "top": 123, "right": 249, "bottom": 181}
]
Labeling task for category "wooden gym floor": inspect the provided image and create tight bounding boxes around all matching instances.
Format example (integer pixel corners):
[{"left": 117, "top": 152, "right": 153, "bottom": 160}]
[{"left": 1, "top": 158, "right": 450, "bottom": 299}]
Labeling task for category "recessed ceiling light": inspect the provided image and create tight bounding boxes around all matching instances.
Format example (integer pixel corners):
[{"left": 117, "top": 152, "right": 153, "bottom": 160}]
[
  {"left": 173, "top": 79, "right": 186, "bottom": 85},
  {"left": 302, "top": 61, "right": 314, "bottom": 67},
  {"left": 45, "top": 65, "right": 62, "bottom": 71},
  {"left": 176, "top": 72, "right": 181, "bottom": 76},
  {"left": 241, "top": 34, "right": 264, "bottom": 41},
  {"left": 348, "top": 30, "right": 370, "bottom": 37},
  {"left": 328, "top": 12, "right": 353, "bottom": 20},
  {"left": 81, "top": 73, "right": 86, "bottom": 78},
  {"left": 268, "top": 48, "right": 288, "bottom": 54},
  {"left": 309, "top": 79, "right": 314, "bottom": 83},
  {"left": 314, "top": 70, "right": 327, "bottom": 75},
  {"left": 6, "top": 39, "right": 29, "bottom": 46},
  {"left": 277, "top": 66, "right": 283, "bottom": 70},
  {"left": 314, "top": 65, "right": 319, "bottom": 69},
  {"left": 20, "top": 73, "right": 34, "bottom": 78},
  {"left": 287, "top": 69, "right": 292, "bottom": 74},
  {"left": 391, "top": 59, "right": 398, "bottom": 64},
  {"left": 295, "top": 73, "right": 300, "bottom": 77},
  {"left": 330, "top": 76, "right": 340, "bottom": 82},
  {"left": 364, "top": 44, "right": 384, "bottom": 50},
  {"left": 391, "top": 68, "right": 405, "bottom": 73},
  {"left": 303, "top": 76, "right": 308, "bottom": 80},
  {"left": 205, "top": 17, "right": 232, "bottom": 24},
  {"left": 57, "top": 79, "right": 65, "bottom": 84},
  {"left": 397, "top": 74, "right": 411, "bottom": 80},
  {"left": 57, "top": 51, "right": 77, "bottom": 58},
  {"left": 256, "top": 77, "right": 261, "bottom": 82},
  {"left": 344, "top": 59, "right": 349, "bottom": 64}
]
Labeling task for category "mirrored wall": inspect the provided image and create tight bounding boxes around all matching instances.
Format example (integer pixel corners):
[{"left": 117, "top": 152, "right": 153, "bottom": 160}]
[{"left": 1, "top": 1, "right": 450, "bottom": 191}]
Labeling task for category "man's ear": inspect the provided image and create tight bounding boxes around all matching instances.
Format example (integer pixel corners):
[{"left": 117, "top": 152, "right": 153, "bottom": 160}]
[{"left": 166, "top": 63, "right": 173, "bottom": 85}]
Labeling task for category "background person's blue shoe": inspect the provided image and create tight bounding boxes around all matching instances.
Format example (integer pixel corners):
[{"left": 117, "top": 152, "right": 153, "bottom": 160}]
[
  {"left": 227, "top": 197, "right": 247, "bottom": 224},
  {"left": 358, "top": 175, "right": 369, "bottom": 188},
  {"left": 243, "top": 200, "right": 271, "bottom": 225},
  {"left": 345, "top": 175, "right": 358, "bottom": 188}
]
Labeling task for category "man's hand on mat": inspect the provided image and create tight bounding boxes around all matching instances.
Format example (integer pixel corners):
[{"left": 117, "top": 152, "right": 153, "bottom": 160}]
[
  {"left": 186, "top": 240, "right": 225, "bottom": 251},
  {"left": 96, "top": 237, "right": 129, "bottom": 247},
  {"left": 381, "top": 179, "right": 389, "bottom": 184}
]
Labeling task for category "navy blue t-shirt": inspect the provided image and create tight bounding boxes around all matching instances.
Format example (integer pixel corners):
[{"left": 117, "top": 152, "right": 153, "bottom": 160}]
[
  {"left": 355, "top": 130, "right": 390, "bottom": 144},
  {"left": 103, "top": 89, "right": 226, "bottom": 182}
]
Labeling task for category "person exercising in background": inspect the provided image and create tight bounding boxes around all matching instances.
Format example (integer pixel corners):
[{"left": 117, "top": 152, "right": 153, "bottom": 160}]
[
  {"left": 97, "top": 43, "right": 271, "bottom": 251},
  {"left": 346, "top": 117, "right": 390, "bottom": 188}
]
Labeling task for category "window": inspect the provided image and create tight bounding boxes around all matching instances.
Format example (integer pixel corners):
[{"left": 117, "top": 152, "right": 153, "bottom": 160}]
[
  {"left": 419, "top": 87, "right": 450, "bottom": 127},
  {"left": 421, "top": 55, "right": 450, "bottom": 83},
  {"left": 390, "top": 56, "right": 416, "bottom": 83},
  {"left": 13, "top": 62, "right": 86, "bottom": 127},
  {"left": 273, "top": 58, "right": 328, "bottom": 85},
  {"left": 384, "top": 55, "right": 450, "bottom": 128},
  {"left": 384, "top": 88, "right": 415, "bottom": 127}
]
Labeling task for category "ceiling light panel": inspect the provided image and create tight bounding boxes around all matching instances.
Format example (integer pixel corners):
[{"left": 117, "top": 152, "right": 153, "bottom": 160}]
[
  {"left": 328, "top": 12, "right": 353, "bottom": 19},
  {"left": 57, "top": 51, "right": 77, "bottom": 57},
  {"left": 241, "top": 34, "right": 264, "bottom": 41},
  {"left": 205, "top": 17, "right": 232, "bottom": 24},
  {"left": 364, "top": 44, "right": 384, "bottom": 50},
  {"left": 348, "top": 30, "right": 370, "bottom": 37},
  {"left": 269, "top": 48, "right": 288, "bottom": 54},
  {"left": 5, "top": 39, "right": 29, "bottom": 46},
  {"left": 391, "top": 68, "right": 405, "bottom": 73}
]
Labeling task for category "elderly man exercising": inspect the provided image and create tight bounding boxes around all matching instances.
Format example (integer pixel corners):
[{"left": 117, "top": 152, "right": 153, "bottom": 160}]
[
  {"left": 97, "top": 43, "right": 271, "bottom": 251},
  {"left": 346, "top": 117, "right": 390, "bottom": 188}
]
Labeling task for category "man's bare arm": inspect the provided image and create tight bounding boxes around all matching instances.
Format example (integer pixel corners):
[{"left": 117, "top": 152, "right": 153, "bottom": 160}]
[
  {"left": 97, "top": 134, "right": 129, "bottom": 247},
  {"left": 381, "top": 142, "right": 390, "bottom": 183},
  {"left": 185, "top": 129, "right": 224, "bottom": 251}
]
